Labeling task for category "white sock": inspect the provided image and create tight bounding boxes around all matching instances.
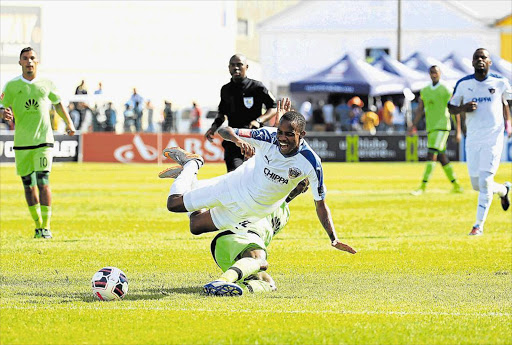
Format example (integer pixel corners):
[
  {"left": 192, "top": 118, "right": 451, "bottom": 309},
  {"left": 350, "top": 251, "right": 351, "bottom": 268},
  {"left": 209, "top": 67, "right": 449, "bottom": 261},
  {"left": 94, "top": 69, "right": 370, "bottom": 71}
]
[
  {"left": 169, "top": 161, "right": 200, "bottom": 196},
  {"left": 493, "top": 182, "right": 507, "bottom": 197},
  {"left": 475, "top": 172, "right": 494, "bottom": 226}
]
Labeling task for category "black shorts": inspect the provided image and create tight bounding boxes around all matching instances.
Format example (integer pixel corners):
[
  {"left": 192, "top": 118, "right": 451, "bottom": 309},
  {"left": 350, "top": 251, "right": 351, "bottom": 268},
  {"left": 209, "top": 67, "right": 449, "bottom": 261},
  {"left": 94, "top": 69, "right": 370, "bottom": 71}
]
[{"left": 222, "top": 141, "right": 244, "bottom": 172}]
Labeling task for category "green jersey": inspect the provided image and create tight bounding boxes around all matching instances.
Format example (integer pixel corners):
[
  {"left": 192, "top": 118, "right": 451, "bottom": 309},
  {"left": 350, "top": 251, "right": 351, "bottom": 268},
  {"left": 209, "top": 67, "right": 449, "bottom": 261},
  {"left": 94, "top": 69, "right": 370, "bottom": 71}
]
[
  {"left": 0, "top": 76, "right": 61, "bottom": 148},
  {"left": 419, "top": 82, "right": 452, "bottom": 132},
  {"left": 246, "top": 202, "right": 290, "bottom": 247}
]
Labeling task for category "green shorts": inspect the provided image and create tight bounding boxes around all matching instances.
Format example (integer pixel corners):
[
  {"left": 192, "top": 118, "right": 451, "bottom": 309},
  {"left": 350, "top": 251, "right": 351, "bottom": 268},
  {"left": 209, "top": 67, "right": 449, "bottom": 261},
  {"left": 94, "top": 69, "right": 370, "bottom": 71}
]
[
  {"left": 427, "top": 130, "right": 449, "bottom": 153},
  {"left": 211, "top": 231, "right": 266, "bottom": 272},
  {"left": 14, "top": 146, "right": 53, "bottom": 177}
]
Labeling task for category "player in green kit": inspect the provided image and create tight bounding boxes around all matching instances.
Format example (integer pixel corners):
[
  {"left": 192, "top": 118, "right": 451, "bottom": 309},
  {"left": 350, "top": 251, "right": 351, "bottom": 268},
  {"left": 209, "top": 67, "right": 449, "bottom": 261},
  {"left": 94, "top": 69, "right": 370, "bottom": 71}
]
[
  {"left": 409, "top": 65, "right": 463, "bottom": 195},
  {"left": 0, "top": 47, "right": 76, "bottom": 239},
  {"left": 203, "top": 179, "right": 310, "bottom": 296}
]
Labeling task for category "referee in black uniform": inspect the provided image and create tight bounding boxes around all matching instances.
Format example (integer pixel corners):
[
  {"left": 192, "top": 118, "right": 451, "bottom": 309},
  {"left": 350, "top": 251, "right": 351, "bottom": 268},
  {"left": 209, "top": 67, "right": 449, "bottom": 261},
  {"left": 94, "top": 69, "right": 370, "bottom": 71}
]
[{"left": 205, "top": 54, "right": 277, "bottom": 172}]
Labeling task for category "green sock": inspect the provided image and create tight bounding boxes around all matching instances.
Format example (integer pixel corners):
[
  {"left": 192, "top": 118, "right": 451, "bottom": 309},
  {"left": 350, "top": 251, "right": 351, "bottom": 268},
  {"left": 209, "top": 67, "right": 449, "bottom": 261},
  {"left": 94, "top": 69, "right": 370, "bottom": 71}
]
[
  {"left": 40, "top": 205, "right": 51, "bottom": 230},
  {"left": 442, "top": 163, "right": 458, "bottom": 184},
  {"left": 420, "top": 161, "right": 436, "bottom": 188},
  {"left": 28, "top": 204, "right": 42, "bottom": 228},
  {"left": 220, "top": 258, "right": 261, "bottom": 283}
]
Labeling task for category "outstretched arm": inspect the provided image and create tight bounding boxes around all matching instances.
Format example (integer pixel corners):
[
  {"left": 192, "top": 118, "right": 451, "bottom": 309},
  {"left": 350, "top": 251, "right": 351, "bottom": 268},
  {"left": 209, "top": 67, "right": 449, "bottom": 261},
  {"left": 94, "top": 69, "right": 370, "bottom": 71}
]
[
  {"left": 315, "top": 199, "right": 356, "bottom": 254},
  {"left": 217, "top": 126, "right": 255, "bottom": 159},
  {"left": 205, "top": 114, "right": 227, "bottom": 142}
]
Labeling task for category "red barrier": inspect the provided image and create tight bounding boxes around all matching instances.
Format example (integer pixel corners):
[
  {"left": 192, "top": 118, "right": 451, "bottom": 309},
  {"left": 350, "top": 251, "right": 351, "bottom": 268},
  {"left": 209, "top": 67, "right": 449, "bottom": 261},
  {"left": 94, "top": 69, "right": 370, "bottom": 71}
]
[{"left": 82, "top": 133, "right": 224, "bottom": 163}]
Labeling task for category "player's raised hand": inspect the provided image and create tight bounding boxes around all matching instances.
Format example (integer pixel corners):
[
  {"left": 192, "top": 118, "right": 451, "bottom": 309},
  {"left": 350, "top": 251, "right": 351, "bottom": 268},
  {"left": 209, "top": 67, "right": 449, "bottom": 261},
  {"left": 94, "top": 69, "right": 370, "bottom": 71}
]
[
  {"left": 331, "top": 239, "right": 357, "bottom": 254},
  {"left": 277, "top": 97, "right": 292, "bottom": 113},
  {"left": 276, "top": 97, "right": 292, "bottom": 123},
  {"left": 1, "top": 107, "right": 13, "bottom": 121}
]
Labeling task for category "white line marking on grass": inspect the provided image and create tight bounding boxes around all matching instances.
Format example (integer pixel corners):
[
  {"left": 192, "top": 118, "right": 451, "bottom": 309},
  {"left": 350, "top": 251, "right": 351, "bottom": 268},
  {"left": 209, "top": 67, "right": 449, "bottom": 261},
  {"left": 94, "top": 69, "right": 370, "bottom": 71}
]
[{"left": 6, "top": 305, "right": 511, "bottom": 317}]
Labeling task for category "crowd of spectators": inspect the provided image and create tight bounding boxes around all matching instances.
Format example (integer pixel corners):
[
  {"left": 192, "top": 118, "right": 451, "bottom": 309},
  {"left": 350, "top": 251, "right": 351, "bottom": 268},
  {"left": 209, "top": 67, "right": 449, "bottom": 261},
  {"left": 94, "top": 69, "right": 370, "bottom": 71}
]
[
  {"left": 298, "top": 93, "right": 426, "bottom": 135},
  {"left": 46, "top": 81, "right": 180, "bottom": 134},
  {"left": 0, "top": 79, "right": 430, "bottom": 136}
]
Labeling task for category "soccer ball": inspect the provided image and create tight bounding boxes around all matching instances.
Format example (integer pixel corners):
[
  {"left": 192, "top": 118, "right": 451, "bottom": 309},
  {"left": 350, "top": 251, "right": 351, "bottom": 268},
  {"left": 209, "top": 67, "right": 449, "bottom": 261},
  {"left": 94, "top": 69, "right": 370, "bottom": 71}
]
[{"left": 91, "top": 267, "right": 128, "bottom": 301}]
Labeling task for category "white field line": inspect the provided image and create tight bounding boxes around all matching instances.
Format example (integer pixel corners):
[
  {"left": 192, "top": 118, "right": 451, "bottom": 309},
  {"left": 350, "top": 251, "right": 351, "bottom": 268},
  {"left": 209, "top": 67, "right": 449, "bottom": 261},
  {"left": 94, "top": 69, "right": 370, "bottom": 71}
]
[{"left": 3, "top": 305, "right": 510, "bottom": 317}]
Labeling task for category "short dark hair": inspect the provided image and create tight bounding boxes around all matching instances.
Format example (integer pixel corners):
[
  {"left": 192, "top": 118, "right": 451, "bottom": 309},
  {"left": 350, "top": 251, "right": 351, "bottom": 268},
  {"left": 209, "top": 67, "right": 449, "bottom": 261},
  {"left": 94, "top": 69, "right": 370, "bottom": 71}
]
[
  {"left": 280, "top": 111, "right": 306, "bottom": 132},
  {"left": 429, "top": 65, "right": 439, "bottom": 71},
  {"left": 229, "top": 53, "right": 247, "bottom": 64},
  {"left": 20, "top": 47, "right": 35, "bottom": 59},
  {"left": 473, "top": 48, "right": 490, "bottom": 57}
]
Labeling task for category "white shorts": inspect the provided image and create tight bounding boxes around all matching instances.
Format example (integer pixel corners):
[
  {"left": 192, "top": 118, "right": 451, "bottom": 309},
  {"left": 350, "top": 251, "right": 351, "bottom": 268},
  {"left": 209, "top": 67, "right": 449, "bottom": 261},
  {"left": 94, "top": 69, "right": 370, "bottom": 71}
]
[
  {"left": 465, "top": 139, "right": 503, "bottom": 177},
  {"left": 183, "top": 175, "right": 257, "bottom": 233}
]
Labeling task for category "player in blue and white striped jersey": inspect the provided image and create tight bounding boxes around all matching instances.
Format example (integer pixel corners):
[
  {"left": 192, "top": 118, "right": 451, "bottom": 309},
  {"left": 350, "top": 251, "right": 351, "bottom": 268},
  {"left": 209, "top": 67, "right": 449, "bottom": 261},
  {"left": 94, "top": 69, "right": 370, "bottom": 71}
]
[
  {"left": 164, "top": 100, "right": 355, "bottom": 254},
  {"left": 448, "top": 48, "right": 512, "bottom": 236}
]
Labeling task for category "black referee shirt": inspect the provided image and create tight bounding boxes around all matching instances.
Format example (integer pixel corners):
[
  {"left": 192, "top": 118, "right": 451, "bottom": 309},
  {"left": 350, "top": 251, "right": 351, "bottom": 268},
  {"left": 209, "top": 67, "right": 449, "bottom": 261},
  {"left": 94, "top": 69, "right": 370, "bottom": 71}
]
[{"left": 218, "top": 77, "right": 277, "bottom": 128}]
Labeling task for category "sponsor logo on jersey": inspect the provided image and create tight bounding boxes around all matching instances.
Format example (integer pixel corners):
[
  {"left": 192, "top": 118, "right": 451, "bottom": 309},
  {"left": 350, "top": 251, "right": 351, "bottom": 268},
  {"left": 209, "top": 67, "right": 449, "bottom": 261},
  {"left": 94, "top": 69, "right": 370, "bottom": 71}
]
[
  {"left": 24, "top": 99, "right": 39, "bottom": 110},
  {"left": 263, "top": 167, "right": 288, "bottom": 184},
  {"left": 288, "top": 167, "right": 301, "bottom": 179},
  {"left": 243, "top": 97, "right": 254, "bottom": 109},
  {"left": 489, "top": 88, "right": 495, "bottom": 94},
  {"left": 471, "top": 97, "right": 492, "bottom": 103}
]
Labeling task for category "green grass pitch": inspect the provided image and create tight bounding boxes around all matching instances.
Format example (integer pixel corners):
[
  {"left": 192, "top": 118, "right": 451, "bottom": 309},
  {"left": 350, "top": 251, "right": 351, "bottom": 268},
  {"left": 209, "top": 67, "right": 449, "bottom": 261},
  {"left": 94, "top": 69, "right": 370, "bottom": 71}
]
[{"left": 1, "top": 162, "right": 511, "bottom": 344}]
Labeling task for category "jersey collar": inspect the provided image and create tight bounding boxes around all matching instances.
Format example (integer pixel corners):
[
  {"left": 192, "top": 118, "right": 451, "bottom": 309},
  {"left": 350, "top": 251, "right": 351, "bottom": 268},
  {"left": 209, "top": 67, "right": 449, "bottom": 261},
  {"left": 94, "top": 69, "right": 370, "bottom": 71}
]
[
  {"left": 232, "top": 77, "right": 250, "bottom": 88},
  {"left": 429, "top": 82, "right": 442, "bottom": 90},
  {"left": 21, "top": 75, "right": 38, "bottom": 84},
  {"left": 473, "top": 73, "right": 489, "bottom": 82}
]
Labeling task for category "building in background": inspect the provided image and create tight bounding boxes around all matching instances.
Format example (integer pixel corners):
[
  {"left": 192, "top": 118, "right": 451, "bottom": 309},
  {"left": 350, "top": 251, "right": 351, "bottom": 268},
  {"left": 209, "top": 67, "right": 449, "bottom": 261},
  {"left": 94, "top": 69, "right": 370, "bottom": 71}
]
[
  {"left": 0, "top": 1, "right": 237, "bottom": 111},
  {"left": 258, "top": 0, "right": 505, "bottom": 94},
  {"left": 494, "top": 14, "right": 512, "bottom": 62},
  {"left": 235, "top": 0, "right": 297, "bottom": 62}
]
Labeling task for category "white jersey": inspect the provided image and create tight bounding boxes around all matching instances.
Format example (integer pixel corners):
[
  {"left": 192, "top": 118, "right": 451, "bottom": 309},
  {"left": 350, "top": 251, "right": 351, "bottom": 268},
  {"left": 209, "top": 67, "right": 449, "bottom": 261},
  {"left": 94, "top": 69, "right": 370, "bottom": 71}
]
[
  {"left": 449, "top": 73, "right": 512, "bottom": 145},
  {"left": 224, "top": 126, "right": 326, "bottom": 216}
]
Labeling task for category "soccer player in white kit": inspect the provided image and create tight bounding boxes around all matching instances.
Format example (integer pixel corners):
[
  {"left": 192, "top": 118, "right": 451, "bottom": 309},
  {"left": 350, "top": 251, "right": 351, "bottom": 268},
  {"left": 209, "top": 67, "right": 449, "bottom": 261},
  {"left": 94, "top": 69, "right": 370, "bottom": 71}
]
[
  {"left": 163, "top": 104, "right": 355, "bottom": 254},
  {"left": 448, "top": 48, "right": 512, "bottom": 236}
]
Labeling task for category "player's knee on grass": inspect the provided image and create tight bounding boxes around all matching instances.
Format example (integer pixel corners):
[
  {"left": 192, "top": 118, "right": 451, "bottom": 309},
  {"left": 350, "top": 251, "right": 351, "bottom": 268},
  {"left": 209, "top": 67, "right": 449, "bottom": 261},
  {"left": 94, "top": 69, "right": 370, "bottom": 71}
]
[
  {"left": 167, "top": 195, "right": 187, "bottom": 212},
  {"left": 36, "top": 171, "right": 50, "bottom": 186},
  {"left": 21, "top": 172, "right": 36, "bottom": 190}
]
